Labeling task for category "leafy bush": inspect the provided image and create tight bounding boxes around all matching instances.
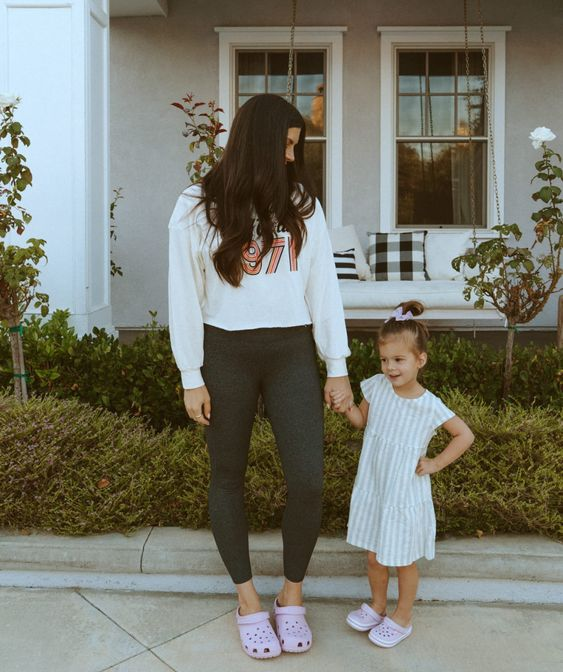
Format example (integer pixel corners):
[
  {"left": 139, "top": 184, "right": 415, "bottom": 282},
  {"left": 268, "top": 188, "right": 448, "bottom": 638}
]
[
  {"left": 0, "top": 312, "right": 561, "bottom": 433},
  {"left": 346, "top": 334, "right": 562, "bottom": 409},
  {"left": 0, "top": 310, "right": 185, "bottom": 430},
  {"left": 0, "top": 393, "right": 560, "bottom": 540}
]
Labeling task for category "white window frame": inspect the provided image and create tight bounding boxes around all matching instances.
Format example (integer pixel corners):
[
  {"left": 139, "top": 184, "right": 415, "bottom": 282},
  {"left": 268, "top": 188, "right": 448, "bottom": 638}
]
[
  {"left": 377, "top": 25, "right": 511, "bottom": 235},
  {"left": 215, "top": 26, "right": 346, "bottom": 230}
]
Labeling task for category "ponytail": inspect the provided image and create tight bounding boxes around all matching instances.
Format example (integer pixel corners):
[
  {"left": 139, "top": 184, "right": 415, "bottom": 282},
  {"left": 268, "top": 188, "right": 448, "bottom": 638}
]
[{"left": 378, "top": 300, "right": 429, "bottom": 354}]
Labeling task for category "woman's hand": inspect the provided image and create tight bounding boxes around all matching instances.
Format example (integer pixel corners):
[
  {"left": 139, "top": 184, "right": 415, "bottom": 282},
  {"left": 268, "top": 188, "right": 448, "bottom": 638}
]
[
  {"left": 183, "top": 385, "right": 211, "bottom": 426},
  {"left": 329, "top": 389, "right": 351, "bottom": 413},
  {"left": 324, "top": 376, "right": 353, "bottom": 413}
]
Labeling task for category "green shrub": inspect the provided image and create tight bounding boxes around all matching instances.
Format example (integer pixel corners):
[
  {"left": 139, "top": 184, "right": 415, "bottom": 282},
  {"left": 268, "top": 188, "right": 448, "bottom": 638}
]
[
  {"left": 0, "top": 310, "right": 185, "bottom": 430},
  {"left": 0, "top": 393, "right": 560, "bottom": 540},
  {"left": 0, "top": 312, "right": 561, "bottom": 432},
  {"left": 347, "top": 334, "right": 563, "bottom": 409}
]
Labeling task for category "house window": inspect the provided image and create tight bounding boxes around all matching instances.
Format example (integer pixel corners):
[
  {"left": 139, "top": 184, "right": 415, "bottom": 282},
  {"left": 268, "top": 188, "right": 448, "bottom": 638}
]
[
  {"left": 215, "top": 27, "right": 345, "bottom": 229},
  {"left": 236, "top": 50, "right": 327, "bottom": 208},
  {"left": 378, "top": 26, "right": 510, "bottom": 234},
  {"left": 397, "top": 50, "right": 487, "bottom": 228}
]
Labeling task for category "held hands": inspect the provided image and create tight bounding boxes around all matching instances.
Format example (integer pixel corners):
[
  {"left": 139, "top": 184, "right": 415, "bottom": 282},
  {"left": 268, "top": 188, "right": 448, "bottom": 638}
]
[
  {"left": 415, "top": 457, "right": 440, "bottom": 476},
  {"left": 324, "top": 376, "right": 353, "bottom": 413},
  {"left": 183, "top": 385, "right": 211, "bottom": 426},
  {"left": 329, "top": 389, "right": 352, "bottom": 413}
]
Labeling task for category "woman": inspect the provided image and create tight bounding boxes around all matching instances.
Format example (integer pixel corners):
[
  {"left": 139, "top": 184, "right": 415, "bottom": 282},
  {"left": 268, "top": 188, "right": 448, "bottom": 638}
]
[{"left": 168, "top": 94, "right": 353, "bottom": 659}]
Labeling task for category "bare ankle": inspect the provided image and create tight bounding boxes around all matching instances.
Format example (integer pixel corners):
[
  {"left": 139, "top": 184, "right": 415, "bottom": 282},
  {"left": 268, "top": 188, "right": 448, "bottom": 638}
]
[
  {"left": 370, "top": 601, "right": 386, "bottom": 616},
  {"left": 277, "top": 580, "right": 303, "bottom": 607},
  {"left": 391, "top": 609, "right": 412, "bottom": 627},
  {"left": 238, "top": 598, "right": 261, "bottom": 616}
]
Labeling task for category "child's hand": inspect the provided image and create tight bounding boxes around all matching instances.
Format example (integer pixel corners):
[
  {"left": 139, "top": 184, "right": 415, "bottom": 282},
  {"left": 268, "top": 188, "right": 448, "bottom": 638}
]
[
  {"left": 416, "top": 457, "right": 440, "bottom": 476},
  {"left": 329, "top": 390, "right": 350, "bottom": 413}
]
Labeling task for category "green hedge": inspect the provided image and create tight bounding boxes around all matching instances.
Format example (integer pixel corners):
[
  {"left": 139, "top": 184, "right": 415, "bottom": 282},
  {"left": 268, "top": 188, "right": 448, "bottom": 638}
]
[
  {"left": 0, "top": 311, "right": 561, "bottom": 431},
  {"left": 0, "top": 392, "right": 560, "bottom": 540}
]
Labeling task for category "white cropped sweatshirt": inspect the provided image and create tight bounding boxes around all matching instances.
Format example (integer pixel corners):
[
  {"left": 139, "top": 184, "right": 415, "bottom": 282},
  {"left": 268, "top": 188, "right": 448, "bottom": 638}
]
[{"left": 168, "top": 184, "right": 350, "bottom": 389}]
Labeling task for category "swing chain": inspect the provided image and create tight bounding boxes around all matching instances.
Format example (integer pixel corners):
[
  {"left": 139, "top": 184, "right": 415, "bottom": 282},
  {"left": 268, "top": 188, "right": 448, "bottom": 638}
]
[
  {"left": 477, "top": 0, "right": 502, "bottom": 229},
  {"left": 464, "top": 0, "right": 502, "bottom": 250},
  {"left": 287, "top": 0, "right": 297, "bottom": 104},
  {"left": 463, "top": 0, "right": 478, "bottom": 248}
]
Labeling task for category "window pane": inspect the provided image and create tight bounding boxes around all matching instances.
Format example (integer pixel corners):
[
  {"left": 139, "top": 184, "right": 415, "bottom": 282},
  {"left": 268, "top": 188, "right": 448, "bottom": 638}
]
[
  {"left": 238, "top": 95, "right": 254, "bottom": 109},
  {"left": 238, "top": 52, "right": 265, "bottom": 93},
  {"left": 304, "top": 142, "right": 325, "bottom": 208},
  {"left": 458, "top": 95, "right": 485, "bottom": 136},
  {"left": 428, "top": 96, "right": 455, "bottom": 136},
  {"left": 296, "top": 52, "right": 324, "bottom": 93},
  {"left": 457, "top": 50, "right": 486, "bottom": 93},
  {"left": 398, "top": 52, "right": 426, "bottom": 93},
  {"left": 296, "top": 95, "right": 324, "bottom": 137},
  {"left": 398, "top": 96, "right": 425, "bottom": 136},
  {"left": 268, "top": 52, "right": 292, "bottom": 93},
  {"left": 428, "top": 52, "right": 454, "bottom": 93},
  {"left": 397, "top": 141, "right": 485, "bottom": 227}
]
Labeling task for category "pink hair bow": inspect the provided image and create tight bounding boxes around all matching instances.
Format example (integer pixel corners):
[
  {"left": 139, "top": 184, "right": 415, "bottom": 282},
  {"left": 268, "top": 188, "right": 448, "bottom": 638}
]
[{"left": 385, "top": 306, "right": 414, "bottom": 323}]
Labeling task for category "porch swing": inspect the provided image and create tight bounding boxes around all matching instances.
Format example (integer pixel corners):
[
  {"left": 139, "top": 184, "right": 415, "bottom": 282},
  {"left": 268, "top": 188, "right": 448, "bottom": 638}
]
[{"left": 332, "top": 0, "right": 504, "bottom": 327}]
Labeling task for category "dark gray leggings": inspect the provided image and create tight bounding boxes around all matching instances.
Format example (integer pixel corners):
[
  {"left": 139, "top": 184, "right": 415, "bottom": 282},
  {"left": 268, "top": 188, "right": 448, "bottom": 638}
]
[{"left": 202, "top": 323, "right": 324, "bottom": 584}]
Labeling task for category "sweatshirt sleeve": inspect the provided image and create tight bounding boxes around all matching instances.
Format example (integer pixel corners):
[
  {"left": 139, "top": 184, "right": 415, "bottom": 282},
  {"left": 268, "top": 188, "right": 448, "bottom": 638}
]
[
  {"left": 168, "top": 190, "right": 206, "bottom": 389},
  {"left": 304, "top": 201, "right": 350, "bottom": 377}
]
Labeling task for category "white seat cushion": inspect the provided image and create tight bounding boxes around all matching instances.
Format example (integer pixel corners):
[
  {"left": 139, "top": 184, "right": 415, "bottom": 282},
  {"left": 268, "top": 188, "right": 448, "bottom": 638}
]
[{"left": 338, "top": 279, "right": 496, "bottom": 311}]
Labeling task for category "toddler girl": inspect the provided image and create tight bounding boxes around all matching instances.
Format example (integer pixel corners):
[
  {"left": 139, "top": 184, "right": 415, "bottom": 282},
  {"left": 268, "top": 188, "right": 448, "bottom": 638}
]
[{"left": 330, "top": 301, "right": 474, "bottom": 648}]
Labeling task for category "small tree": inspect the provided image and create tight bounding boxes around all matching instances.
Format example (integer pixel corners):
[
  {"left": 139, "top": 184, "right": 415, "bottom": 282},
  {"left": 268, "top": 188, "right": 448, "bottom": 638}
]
[
  {"left": 0, "top": 95, "right": 49, "bottom": 402},
  {"left": 453, "top": 127, "right": 563, "bottom": 400},
  {"left": 110, "top": 187, "right": 123, "bottom": 278},
  {"left": 171, "top": 93, "right": 226, "bottom": 183}
]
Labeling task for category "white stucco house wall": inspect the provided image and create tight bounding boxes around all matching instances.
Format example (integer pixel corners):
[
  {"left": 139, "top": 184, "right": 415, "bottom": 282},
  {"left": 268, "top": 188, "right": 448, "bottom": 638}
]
[{"left": 1, "top": 0, "right": 562, "bottom": 338}]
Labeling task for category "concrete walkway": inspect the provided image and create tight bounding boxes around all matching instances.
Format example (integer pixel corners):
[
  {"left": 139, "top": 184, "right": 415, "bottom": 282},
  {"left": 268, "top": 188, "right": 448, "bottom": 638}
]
[
  {"left": 1, "top": 589, "right": 562, "bottom": 672},
  {"left": 0, "top": 529, "right": 561, "bottom": 671}
]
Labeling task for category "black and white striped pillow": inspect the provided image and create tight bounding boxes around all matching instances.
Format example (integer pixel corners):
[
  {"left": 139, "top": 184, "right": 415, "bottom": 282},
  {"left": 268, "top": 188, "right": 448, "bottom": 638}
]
[
  {"left": 367, "top": 232, "right": 426, "bottom": 281},
  {"left": 334, "top": 249, "right": 359, "bottom": 280}
]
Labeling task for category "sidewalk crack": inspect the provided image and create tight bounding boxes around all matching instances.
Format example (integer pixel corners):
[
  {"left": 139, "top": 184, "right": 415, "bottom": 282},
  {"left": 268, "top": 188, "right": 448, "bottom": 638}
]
[
  {"left": 151, "top": 606, "right": 236, "bottom": 649},
  {"left": 140, "top": 526, "right": 154, "bottom": 573},
  {"left": 98, "top": 649, "right": 178, "bottom": 672},
  {"left": 77, "top": 590, "right": 148, "bottom": 650}
]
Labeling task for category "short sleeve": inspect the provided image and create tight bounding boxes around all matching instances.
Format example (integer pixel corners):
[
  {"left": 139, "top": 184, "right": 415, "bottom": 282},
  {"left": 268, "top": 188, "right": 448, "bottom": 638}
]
[
  {"left": 432, "top": 395, "right": 456, "bottom": 429},
  {"left": 360, "top": 374, "right": 382, "bottom": 403}
]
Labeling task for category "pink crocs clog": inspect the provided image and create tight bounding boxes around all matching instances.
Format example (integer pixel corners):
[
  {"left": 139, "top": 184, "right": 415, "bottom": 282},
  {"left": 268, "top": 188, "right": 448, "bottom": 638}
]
[
  {"left": 236, "top": 608, "right": 282, "bottom": 659},
  {"left": 273, "top": 599, "right": 312, "bottom": 653},
  {"left": 368, "top": 615, "right": 412, "bottom": 648},
  {"left": 346, "top": 603, "right": 385, "bottom": 632}
]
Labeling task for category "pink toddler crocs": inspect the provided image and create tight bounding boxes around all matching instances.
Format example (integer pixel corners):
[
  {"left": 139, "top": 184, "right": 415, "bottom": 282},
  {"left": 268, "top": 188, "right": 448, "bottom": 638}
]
[
  {"left": 368, "top": 615, "right": 413, "bottom": 648},
  {"left": 346, "top": 603, "right": 385, "bottom": 631},
  {"left": 235, "top": 608, "right": 281, "bottom": 659},
  {"left": 273, "top": 599, "right": 312, "bottom": 653}
]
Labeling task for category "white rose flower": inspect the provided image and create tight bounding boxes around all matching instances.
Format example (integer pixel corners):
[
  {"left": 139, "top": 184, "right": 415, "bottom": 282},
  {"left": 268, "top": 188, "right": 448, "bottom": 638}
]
[
  {"left": 529, "top": 126, "right": 556, "bottom": 150},
  {"left": 0, "top": 93, "right": 20, "bottom": 110}
]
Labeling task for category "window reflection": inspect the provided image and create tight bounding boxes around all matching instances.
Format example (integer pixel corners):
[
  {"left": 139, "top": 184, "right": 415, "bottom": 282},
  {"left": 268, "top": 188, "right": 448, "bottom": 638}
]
[
  {"left": 398, "top": 142, "right": 485, "bottom": 227},
  {"left": 428, "top": 52, "right": 454, "bottom": 94},
  {"left": 398, "top": 52, "right": 426, "bottom": 93}
]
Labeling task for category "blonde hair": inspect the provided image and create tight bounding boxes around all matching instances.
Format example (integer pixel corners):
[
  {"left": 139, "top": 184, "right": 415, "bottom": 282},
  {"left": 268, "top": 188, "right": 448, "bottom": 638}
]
[{"left": 378, "top": 300, "right": 430, "bottom": 355}]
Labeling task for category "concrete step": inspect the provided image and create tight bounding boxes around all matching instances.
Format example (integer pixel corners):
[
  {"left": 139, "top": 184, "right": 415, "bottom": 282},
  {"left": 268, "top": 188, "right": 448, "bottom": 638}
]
[{"left": 0, "top": 527, "right": 561, "bottom": 583}]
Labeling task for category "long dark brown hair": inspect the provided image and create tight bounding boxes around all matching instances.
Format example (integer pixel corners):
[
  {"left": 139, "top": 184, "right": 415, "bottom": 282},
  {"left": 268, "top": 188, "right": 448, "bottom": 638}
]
[{"left": 200, "top": 94, "right": 316, "bottom": 286}]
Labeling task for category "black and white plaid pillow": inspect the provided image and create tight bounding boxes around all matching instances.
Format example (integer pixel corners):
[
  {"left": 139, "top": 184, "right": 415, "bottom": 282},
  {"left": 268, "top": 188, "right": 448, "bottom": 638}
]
[
  {"left": 333, "top": 249, "right": 359, "bottom": 280},
  {"left": 367, "top": 232, "right": 426, "bottom": 281}
]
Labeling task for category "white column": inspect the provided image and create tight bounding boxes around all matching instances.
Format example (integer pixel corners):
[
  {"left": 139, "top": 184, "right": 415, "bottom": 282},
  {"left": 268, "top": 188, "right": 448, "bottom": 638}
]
[{"left": 0, "top": 0, "right": 112, "bottom": 335}]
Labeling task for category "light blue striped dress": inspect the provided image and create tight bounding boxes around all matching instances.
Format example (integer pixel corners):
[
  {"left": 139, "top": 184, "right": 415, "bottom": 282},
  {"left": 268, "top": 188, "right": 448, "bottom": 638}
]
[{"left": 346, "top": 373, "right": 455, "bottom": 566}]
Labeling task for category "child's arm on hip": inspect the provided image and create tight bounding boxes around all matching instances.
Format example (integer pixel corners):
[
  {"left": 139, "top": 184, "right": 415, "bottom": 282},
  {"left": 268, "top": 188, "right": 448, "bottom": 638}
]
[{"left": 416, "top": 415, "right": 474, "bottom": 475}]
